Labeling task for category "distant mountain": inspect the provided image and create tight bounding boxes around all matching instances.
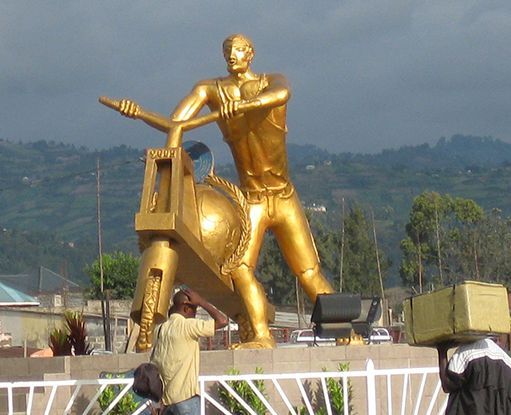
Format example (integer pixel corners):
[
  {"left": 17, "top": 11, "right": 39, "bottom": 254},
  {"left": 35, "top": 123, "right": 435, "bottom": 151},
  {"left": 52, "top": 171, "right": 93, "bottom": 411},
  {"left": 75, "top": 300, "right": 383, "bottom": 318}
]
[
  {"left": 340, "top": 135, "right": 511, "bottom": 171},
  {"left": 0, "top": 139, "right": 143, "bottom": 247},
  {"left": 2, "top": 134, "right": 511, "bottom": 285},
  {"left": 287, "top": 143, "right": 332, "bottom": 165}
]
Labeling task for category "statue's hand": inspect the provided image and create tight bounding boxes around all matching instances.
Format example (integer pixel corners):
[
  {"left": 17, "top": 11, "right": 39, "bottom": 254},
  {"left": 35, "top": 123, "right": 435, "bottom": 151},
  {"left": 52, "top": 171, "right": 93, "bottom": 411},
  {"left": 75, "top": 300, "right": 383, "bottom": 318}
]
[
  {"left": 119, "top": 99, "right": 141, "bottom": 119},
  {"left": 220, "top": 99, "right": 241, "bottom": 120},
  {"left": 217, "top": 84, "right": 242, "bottom": 120}
]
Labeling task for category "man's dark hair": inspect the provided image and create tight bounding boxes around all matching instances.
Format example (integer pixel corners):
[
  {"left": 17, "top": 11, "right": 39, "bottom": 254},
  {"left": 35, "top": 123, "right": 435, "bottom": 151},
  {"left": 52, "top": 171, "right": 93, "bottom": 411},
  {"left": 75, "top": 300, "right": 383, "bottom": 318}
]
[
  {"left": 168, "top": 290, "right": 191, "bottom": 316},
  {"left": 173, "top": 290, "right": 190, "bottom": 306}
]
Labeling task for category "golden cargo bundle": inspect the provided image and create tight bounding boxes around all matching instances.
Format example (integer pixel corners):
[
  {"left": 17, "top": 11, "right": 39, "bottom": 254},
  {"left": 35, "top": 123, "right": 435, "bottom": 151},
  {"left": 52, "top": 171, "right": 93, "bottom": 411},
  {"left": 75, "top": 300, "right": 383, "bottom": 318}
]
[{"left": 404, "top": 281, "right": 510, "bottom": 346}]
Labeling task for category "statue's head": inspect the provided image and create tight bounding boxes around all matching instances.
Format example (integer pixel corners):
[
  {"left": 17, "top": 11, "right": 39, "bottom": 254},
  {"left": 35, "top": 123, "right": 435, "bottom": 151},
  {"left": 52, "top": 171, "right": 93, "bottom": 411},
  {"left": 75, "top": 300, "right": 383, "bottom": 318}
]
[{"left": 223, "top": 33, "right": 255, "bottom": 74}]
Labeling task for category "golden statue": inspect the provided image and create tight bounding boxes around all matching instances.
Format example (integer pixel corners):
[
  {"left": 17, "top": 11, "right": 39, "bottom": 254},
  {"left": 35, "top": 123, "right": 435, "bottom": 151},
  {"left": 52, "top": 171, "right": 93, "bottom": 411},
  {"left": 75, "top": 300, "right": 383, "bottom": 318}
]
[{"left": 101, "top": 33, "right": 333, "bottom": 350}]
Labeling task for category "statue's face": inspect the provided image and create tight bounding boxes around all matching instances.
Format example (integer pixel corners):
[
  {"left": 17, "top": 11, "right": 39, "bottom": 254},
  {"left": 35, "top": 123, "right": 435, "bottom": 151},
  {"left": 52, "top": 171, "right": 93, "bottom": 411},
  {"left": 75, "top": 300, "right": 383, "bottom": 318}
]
[{"left": 223, "top": 38, "right": 253, "bottom": 75}]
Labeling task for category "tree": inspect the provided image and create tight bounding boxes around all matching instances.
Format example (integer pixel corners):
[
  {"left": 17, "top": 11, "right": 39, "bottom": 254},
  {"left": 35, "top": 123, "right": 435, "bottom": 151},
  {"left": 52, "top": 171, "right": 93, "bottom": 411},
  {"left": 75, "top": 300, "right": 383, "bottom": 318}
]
[
  {"left": 400, "top": 192, "right": 450, "bottom": 290},
  {"left": 0, "top": 229, "right": 96, "bottom": 285},
  {"left": 341, "top": 206, "right": 389, "bottom": 296},
  {"left": 476, "top": 209, "right": 511, "bottom": 284},
  {"left": 256, "top": 212, "right": 341, "bottom": 307},
  {"left": 308, "top": 212, "right": 341, "bottom": 285},
  {"left": 400, "top": 191, "right": 485, "bottom": 291},
  {"left": 256, "top": 206, "right": 390, "bottom": 305},
  {"left": 257, "top": 234, "right": 296, "bottom": 306},
  {"left": 85, "top": 251, "right": 139, "bottom": 299},
  {"left": 442, "top": 197, "right": 484, "bottom": 282}
]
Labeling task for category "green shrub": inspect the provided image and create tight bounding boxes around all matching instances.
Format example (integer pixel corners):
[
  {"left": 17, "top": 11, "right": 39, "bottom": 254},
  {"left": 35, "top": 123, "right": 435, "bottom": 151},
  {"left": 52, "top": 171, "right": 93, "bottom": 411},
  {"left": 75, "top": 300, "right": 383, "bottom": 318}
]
[
  {"left": 295, "top": 362, "right": 354, "bottom": 415},
  {"left": 327, "top": 362, "right": 354, "bottom": 414},
  {"left": 64, "top": 311, "right": 94, "bottom": 355},
  {"left": 218, "top": 367, "right": 268, "bottom": 414},
  {"left": 98, "top": 374, "right": 139, "bottom": 415},
  {"left": 49, "top": 328, "right": 71, "bottom": 356},
  {"left": 48, "top": 310, "right": 93, "bottom": 356}
]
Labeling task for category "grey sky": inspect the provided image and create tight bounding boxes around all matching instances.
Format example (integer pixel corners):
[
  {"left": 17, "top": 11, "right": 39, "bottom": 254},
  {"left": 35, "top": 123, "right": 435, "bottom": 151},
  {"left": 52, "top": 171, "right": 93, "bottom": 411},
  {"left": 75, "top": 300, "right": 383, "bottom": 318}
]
[{"left": 1, "top": 1, "right": 510, "bottom": 162}]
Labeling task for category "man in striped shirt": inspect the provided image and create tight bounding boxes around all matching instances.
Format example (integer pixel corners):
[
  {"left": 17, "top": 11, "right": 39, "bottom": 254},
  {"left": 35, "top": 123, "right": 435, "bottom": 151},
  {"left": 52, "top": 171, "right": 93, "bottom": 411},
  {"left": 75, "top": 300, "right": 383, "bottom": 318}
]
[{"left": 437, "top": 337, "right": 511, "bottom": 414}]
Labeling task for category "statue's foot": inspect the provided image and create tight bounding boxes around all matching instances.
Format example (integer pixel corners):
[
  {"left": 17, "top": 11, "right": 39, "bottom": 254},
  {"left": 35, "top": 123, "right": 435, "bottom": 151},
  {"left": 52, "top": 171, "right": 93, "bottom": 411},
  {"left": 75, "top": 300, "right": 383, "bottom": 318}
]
[
  {"left": 235, "top": 313, "right": 254, "bottom": 343},
  {"left": 229, "top": 336, "right": 276, "bottom": 350}
]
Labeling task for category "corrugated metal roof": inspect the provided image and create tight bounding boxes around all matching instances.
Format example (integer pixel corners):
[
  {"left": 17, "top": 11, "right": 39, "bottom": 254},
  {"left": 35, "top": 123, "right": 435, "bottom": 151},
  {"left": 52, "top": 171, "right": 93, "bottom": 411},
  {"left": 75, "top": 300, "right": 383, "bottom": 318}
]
[
  {"left": 0, "top": 267, "right": 80, "bottom": 295},
  {"left": 0, "top": 281, "right": 39, "bottom": 306}
]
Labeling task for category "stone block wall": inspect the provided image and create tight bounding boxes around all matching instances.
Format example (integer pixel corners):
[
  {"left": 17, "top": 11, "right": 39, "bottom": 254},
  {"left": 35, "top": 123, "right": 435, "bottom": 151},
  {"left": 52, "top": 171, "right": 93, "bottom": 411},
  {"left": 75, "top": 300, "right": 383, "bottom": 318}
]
[{"left": 0, "top": 344, "right": 443, "bottom": 414}]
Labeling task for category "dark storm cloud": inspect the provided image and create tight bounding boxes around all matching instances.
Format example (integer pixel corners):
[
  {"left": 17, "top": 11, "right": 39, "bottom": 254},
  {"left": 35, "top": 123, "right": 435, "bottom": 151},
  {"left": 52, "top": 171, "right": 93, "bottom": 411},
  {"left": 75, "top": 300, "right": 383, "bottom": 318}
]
[{"left": 1, "top": 1, "right": 510, "bottom": 161}]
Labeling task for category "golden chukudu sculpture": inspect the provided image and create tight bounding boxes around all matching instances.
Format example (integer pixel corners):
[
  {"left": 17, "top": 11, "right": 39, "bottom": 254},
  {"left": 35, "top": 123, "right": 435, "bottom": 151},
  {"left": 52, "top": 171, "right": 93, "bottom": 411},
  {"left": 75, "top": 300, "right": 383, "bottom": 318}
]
[{"left": 100, "top": 33, "right": 334, "bottom": 351}]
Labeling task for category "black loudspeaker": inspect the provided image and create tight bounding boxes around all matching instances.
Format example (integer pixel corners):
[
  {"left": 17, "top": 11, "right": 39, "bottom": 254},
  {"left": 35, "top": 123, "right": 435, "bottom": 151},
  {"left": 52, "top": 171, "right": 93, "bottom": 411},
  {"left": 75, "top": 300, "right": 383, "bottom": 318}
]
[
  {"left": 311, "top": 293, "right": 362, "bottom": 339},
  {"left": 311, "top": 293, "right": 362, "bottom": 324},
  {"left": 314, "top": 323, "right": 352, "bottom": 339}
]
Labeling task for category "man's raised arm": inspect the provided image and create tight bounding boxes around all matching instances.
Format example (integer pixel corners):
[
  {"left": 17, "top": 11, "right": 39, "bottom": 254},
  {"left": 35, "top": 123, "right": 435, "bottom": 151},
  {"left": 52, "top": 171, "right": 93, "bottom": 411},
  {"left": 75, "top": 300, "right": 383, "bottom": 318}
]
[
  {"left": 184, "top": 288, "right": 228, "bottom": 330},
  {"left": 437, "top": 342, "right": 458, "bottom": 393}
]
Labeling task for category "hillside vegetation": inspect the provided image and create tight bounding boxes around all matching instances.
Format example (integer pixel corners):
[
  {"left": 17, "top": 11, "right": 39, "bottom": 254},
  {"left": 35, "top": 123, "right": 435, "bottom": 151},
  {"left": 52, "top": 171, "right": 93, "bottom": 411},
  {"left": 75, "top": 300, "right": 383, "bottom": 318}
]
[{"left": 1, "top": 135, "right": 511, "bottom": 288}]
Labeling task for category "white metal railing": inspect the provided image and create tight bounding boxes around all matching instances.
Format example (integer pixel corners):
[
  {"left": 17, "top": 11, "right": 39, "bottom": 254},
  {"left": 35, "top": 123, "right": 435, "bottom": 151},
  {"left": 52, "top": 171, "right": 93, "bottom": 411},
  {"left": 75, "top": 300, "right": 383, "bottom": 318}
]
[
  {"left": 0, "top": 378, "right": 151, "bottom": 415},
  {"left": 0, "top": 360, "right": 448, "bottom": 415},
  {"left": 199, "top": 359, "right": 449, "bottom": 415}
]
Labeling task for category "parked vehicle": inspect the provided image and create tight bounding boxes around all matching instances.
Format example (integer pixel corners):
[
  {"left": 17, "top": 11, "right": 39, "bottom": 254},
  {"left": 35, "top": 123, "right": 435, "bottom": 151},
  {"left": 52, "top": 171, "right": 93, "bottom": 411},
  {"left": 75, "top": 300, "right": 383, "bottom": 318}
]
[
  {"left": 368, "top": 327, "right": 393, "bottom": 344},
  {"left": 279, "top": 327, "right": 393, "bottom": 347},
  {"left": 283, "top": 329, "right": 336, "bottom": 347}
]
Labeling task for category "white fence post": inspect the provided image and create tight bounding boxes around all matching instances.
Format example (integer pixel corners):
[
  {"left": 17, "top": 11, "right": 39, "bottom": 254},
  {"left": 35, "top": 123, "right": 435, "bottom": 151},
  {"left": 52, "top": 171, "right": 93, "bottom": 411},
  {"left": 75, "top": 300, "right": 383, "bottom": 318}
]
[
  {"left": 366, "top": 359, "right": 377, "bottom": 415},
  {"left": 0, "top": 365, "right": 444, "bottom": 415},
  {"left": 200, "top": 379, "right": 206, "bottom": 415}
]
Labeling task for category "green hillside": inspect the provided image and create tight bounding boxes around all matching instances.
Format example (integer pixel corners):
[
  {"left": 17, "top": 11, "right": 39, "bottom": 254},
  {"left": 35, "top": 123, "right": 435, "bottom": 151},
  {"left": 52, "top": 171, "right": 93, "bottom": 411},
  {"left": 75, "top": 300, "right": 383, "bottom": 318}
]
[{"left": 1, "top": 135, "right": 511, "bottom": 287}]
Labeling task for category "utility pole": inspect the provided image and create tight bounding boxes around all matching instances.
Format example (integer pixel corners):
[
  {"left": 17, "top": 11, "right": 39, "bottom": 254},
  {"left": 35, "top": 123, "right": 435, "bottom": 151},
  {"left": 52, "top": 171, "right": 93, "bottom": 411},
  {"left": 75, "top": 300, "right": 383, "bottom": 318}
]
[
  {"left": 339, "top": 197, "right": 345, "bottom": 293},
  {"left": 434, "top": 202, "right": 444, "bottom": 284},
  {"left": 417, "top": 231, "right": 423, "bottom": 294},
  {"left": 60, "top": 260, "right": 69, "bottom": 308},
  {"left": 295, "top": 279, "right": 306, "bottom": 329},
  {"left": 370, "top": 207, "right": 385, "bottom": 301},
  {"left": 96, "top": 157, "right": 111, "bottom": 351},
  {"left": 295, "top": 279, "right": 301, "bottom": 328},
  {"left": 473, "top": 237, "right": 480, "bottom": 280}
]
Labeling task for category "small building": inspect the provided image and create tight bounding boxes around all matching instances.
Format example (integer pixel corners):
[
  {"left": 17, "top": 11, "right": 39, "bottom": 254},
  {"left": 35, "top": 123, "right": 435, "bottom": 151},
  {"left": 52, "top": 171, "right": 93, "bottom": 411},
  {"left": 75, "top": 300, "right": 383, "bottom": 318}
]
[
  {"left": 0, "top": 280, "right": 40, "bottom": 349},
  {"left": 305, "top": 203, "right": 327, "bottom": 213},
  {"left": 0, "top": 270, "right": 130, "bottom": 353}
]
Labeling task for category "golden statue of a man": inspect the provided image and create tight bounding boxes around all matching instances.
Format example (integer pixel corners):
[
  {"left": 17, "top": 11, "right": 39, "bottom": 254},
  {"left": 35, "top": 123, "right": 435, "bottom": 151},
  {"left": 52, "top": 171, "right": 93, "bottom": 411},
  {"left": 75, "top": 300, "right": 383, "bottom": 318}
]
[{"left": 121, "top": 34, "right": 334, "bottom": 348}]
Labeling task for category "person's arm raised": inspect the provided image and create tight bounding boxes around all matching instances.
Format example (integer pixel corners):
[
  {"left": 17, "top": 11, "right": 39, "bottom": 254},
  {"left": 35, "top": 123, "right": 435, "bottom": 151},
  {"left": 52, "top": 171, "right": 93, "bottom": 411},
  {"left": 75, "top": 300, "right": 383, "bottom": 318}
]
[
  {"left": 184, "top": 288, "right": 228, "bottom": 330},
  {"left": 437, "top": 342, "right": 458, "bottom": 393}
]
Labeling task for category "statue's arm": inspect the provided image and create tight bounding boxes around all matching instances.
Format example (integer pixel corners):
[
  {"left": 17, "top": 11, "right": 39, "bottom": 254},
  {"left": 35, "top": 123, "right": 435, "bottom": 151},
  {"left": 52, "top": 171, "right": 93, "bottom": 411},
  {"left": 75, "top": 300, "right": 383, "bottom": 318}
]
[
  {"left": 138, "top": 109, "right": 171, "bottom": 133},
  {"left": 170, "top": 82, "right": 210, "bottom": 121},
  {"left": 218, "top": 74, "right": 290, "bottom": 120},
  {"left": 163, "top": 82, "right": 212, "bottom": 147},
  {"left": 254, "top": 73, "right": 291, "bottom": 108},
  {"left": 100, "top": 97, "right": 171, "bottom": 133}
]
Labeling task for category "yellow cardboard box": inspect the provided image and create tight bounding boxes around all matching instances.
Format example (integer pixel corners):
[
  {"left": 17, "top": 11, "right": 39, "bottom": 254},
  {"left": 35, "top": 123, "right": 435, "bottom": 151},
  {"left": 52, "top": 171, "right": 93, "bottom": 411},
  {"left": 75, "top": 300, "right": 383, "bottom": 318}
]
[{"left": 404, "top": 281, "right": 510, "bottom": 346}]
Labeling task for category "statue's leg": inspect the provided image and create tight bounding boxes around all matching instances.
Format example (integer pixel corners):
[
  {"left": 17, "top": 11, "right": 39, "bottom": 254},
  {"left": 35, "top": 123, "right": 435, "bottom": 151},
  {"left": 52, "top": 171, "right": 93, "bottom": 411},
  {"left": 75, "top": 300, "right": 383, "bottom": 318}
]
[
  {"left": 230, "top": 199, "right": 275, "bottom": 349},
  {"left": 273, "top": 191, "right": 334, "bottom": 302},
  {"left": 230, "top": 264, "right": 275, "bottom": 349}
]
